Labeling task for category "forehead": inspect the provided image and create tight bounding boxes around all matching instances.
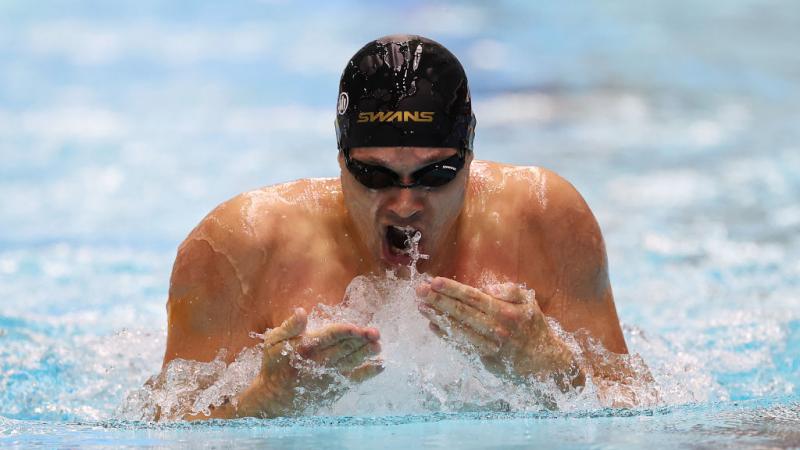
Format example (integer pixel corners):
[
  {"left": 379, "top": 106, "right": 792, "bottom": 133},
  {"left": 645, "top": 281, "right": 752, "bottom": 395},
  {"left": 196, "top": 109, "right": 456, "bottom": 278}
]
[{"left": 349, "top": 147, "right": 457, "bottom": 166}]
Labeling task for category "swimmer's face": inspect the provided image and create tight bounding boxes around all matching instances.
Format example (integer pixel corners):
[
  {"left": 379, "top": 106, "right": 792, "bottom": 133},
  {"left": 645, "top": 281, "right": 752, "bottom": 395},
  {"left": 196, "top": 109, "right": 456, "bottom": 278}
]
[{"left": 339, "top": 147, "right": 471, "bottom": 272}]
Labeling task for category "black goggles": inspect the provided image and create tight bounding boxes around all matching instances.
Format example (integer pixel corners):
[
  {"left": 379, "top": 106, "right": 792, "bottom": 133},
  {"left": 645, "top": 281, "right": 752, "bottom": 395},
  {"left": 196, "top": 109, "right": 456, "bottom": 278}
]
[{"left": 344, "top": 151, "right": 465, "bottom": 190}]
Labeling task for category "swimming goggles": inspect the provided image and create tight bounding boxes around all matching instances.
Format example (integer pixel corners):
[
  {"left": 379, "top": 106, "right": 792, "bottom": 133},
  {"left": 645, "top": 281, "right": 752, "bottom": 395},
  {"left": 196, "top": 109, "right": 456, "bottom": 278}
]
[{"left": 344, "top": 152, "right": 465, "bottom": 190}]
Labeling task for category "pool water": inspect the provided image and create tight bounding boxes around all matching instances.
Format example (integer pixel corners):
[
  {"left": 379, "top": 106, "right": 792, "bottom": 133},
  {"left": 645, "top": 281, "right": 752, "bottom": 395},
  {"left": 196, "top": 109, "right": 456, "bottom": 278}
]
[{"left": 1, "top": 0, "right": 799, "bottom": 447}]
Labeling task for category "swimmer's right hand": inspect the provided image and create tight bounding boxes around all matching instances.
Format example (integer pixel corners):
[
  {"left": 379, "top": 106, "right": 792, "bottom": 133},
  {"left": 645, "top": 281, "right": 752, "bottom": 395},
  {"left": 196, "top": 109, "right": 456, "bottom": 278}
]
[{"left": 235, "top": 308, "right": 383, "bottom": 418}]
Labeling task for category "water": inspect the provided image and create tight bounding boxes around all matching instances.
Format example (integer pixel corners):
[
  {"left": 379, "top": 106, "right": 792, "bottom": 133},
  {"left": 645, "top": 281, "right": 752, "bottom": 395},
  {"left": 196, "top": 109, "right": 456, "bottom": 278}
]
[{"left": 2, "top": 0, "right": 799, "bottom": 447}]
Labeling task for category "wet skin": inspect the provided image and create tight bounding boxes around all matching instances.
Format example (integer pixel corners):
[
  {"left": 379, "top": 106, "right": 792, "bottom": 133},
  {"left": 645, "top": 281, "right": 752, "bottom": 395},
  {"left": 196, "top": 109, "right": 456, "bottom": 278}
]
[{"left": 163, "top": 147, "right": 629, "bottom": 419}]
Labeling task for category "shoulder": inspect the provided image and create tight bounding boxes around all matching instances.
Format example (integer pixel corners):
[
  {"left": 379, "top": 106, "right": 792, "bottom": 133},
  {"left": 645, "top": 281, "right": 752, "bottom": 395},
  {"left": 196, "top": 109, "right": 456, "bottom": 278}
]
[
  {"left": 493, "top": 163, "right": 605, "bottom": 262},
  {"left": 523, "top": 167, "right": 609, "bottom": 300},
  {"left": 170, "top": 178, "right": 342, "bottom": 298},
  {"left": 470, "top": 160, "right": 608, "bottom": 293},
  {"left": 470, "top": 162, "right": 623, "bottom": 350},
  {"left": 531, "top": 168, "right": 605, "bottom": 254},
  {"left": 179, "top": 178, "right": 342, "bottom": 260},
  {"left": 469, "top": 160, "right": 586, "bottom": 220},
  {"left": 163, "top": 178, "right": 342, "bottom": 362}
]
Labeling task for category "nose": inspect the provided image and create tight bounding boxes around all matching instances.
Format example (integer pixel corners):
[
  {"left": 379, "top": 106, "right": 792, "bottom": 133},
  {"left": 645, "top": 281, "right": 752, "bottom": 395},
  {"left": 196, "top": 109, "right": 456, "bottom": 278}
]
[{"left": 386, "top": 187, "right": 423, "bottom": 220}]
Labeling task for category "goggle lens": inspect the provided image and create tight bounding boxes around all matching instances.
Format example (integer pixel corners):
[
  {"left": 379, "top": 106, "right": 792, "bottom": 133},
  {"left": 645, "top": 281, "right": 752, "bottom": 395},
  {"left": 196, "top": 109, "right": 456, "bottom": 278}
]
[{"left": 345, "top": 153, "right": 464, "bottom": 190}]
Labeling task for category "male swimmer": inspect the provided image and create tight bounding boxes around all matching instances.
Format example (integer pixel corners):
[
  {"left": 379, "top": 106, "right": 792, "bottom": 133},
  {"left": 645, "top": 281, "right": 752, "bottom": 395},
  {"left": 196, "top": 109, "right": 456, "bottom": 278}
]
[{"left": 162, "top": 35, "right": 642, "bottom": 419}]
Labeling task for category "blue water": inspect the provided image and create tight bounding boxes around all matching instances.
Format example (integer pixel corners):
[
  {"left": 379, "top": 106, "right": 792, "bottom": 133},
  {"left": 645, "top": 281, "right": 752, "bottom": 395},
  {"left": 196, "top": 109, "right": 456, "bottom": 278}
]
[{"left": 1, "top": 0, "right": 799, "bottom": 447}]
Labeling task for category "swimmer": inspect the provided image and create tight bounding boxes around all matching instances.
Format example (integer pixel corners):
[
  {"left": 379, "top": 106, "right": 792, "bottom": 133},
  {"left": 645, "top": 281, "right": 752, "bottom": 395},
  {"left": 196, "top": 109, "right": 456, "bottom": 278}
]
[{"left": 162, "top": 35, "right": 641, "bottom": 419}]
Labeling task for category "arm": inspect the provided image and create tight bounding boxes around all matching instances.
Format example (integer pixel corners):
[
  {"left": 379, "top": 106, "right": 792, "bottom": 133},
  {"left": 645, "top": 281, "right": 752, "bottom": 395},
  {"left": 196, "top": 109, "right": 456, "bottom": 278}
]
[
  {"left": 535, "top": 173, "right": 658, "bottom": 405},
  {"left": 160, "top": 196, "right": 382, "bottom": 420},
  {"left": 164, "top": 195, "right": 266, "bottom": 366},
  {"left": 535, "top": 170, "right": 627, "bottom": 354},
  {"left": 183, "top": 308, "right": 383, "bottom": 420},
  {"left": 417, "top": 169, "right": 655, "bottom": 405}
]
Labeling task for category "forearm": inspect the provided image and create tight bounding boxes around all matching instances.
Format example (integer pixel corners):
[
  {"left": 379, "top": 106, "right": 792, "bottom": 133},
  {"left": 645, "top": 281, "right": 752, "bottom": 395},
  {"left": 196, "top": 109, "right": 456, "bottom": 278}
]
[
  {"left": 583, "top": 347, "right": 658, "bottom": 407},
  {"left": 544, "top": 337, "right": 586, "bottom": 392},
  {"left": 532, "top": 323, "right": 662, "bottom": 406},
  {"left": 515, "top": 329, "right": 586, "bottom": 392},
  {"left": 182, "top": 377, "right": 289, "bottom": 421}
]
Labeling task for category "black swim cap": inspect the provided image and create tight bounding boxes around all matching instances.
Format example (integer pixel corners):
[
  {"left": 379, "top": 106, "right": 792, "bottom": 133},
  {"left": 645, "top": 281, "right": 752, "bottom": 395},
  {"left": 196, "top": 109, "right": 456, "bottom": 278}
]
[{"left": 335, "top": 34, "right": 476, "bottom": 155}]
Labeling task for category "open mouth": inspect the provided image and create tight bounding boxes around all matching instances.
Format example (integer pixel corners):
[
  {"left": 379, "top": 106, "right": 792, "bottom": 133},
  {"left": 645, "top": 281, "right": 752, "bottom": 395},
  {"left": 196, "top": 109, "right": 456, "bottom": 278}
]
[
  {"left": 382, "top": 225, "right": 423, "bottom": 265},
  {"left": 386, "top": 226, "right": 418, "bottom": 255}
]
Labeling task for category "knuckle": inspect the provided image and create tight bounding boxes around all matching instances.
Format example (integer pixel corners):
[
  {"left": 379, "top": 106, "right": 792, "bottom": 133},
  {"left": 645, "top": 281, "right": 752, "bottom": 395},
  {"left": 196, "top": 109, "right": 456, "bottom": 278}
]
[
  {"left": 329, "top": 324, "right": 348, "bottom": 334},
  {"left": 468, "top": 293, "right": 484, "bottom": 306},
  {"left": 497, "top": 306, "right": 518, "bottom": 322},
  {"left": 494, "top": 326, "right": 510, "bottom": 341}
]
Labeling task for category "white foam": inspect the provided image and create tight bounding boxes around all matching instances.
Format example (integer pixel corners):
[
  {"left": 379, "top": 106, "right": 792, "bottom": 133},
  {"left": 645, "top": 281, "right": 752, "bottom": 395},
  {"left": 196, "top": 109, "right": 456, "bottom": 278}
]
[{"left": 124, "top": 237, "right": 669, "bottom": 419}]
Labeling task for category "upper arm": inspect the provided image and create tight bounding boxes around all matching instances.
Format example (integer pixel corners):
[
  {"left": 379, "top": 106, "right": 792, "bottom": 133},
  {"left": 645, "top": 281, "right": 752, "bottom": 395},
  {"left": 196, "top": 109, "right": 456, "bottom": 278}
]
[
  {"left": 163, "top": 194, "right": 270, "bottom": 366},
  {"left": 523, "top": 169, "right": 628, "bottom": 354}
]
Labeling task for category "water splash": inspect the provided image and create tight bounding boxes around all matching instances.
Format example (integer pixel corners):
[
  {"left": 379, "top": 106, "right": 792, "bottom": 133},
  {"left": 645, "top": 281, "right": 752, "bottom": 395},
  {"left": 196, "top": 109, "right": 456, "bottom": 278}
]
[
  {"left": 119, "top": 346, "right": 262, "bottom": 421},
  {"left": 119, "top": 230, "right": 693, "bottom": 420},
  {"left": 306, "top": 274, "right": 596, "bottom": 415},
  {"left": 396, "top": 226, "right": 428, "bottom": 280}
]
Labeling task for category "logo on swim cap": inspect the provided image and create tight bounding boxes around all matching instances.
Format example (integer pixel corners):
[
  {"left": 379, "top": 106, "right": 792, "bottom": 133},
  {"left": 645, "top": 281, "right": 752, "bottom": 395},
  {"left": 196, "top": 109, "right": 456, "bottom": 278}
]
[
  {"left": 357, "top": 111, "right": 435, "bottom": 123},
  {"left": 337, "top": 92, "right": 349, "bottom": 115}
]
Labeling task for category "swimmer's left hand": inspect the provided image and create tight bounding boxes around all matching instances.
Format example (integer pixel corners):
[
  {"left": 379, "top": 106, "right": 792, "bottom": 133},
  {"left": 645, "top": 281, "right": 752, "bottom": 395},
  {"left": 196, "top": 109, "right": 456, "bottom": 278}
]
[{"left": 416, "top": 277, "right": 584, "bottom": 391}]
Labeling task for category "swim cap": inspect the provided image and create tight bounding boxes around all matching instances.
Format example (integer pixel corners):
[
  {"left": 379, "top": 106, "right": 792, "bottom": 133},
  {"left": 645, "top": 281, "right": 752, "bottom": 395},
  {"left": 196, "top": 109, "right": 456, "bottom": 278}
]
[{"left": 335, "top": 34, "right": 476, "bottom": 155}]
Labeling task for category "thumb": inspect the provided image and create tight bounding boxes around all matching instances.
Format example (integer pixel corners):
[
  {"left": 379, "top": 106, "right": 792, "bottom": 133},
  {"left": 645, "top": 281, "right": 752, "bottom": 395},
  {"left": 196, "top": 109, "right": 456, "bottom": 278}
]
[{"left": 263, "top": 307, "right": 308, "bottom": 347}]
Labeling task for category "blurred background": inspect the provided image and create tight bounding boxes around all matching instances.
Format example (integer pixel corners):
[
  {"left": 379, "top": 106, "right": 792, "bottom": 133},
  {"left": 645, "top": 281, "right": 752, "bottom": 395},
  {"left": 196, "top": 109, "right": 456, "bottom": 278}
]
[{"left": 1, "top": 0, "right": 799, "bottom": 423}]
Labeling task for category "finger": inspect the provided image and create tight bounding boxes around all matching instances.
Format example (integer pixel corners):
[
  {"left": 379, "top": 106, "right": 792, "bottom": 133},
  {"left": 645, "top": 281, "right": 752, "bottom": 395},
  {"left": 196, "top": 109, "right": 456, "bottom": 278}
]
[
  {"left": 429, "top": 314, "right": 501, "bottom": 356},
  {"left": 302, "top": 324, "right": 380, "bottom": 353},
  {"left": 419, "top": 303, "right": 459, "bottom": 335},
  {"left": 345, "top": 360, "right": 385, "bottom": 383},
  {"left": 416, "top": 282, "right": 432, "bottom": 298},
  {"left": 263, "top": 340, "right": 295, "bottom": 368},
  {"left": 263, "top": 307, "right": 308, "bottom": 346},
  {"left": 333, "top": 342, "right": 381, "bottom": 372},
  {"left": 419, "top": 305, "right": 501, "bottom": 355},
  {"left": 428, "top": 322, "right": 446, "bottom": 338},
  {"left": 421, "top": 292, "right": 502, "bottom": 338},
  {"left": 428, "top": 277, "right": 501, "bottom": 314},
  {"left": 307, "top": 337, "right": 373, "bottom": 366},
  {"left": 486, "top": 283, "right": 529, "bottom": 304}
]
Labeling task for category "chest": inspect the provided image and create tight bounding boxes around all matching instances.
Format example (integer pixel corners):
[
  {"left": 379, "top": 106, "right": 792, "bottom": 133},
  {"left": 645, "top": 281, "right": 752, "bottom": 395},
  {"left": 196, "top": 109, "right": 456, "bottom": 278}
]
[
  {"left": 444, "top": 217, "right": 559, "bottom": 307},
  {"left": 250, "top": 220, "right": 558, "bottom": 328},
  {"left": 249, "top": 239, "right": 361, "bottom": 327}
]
